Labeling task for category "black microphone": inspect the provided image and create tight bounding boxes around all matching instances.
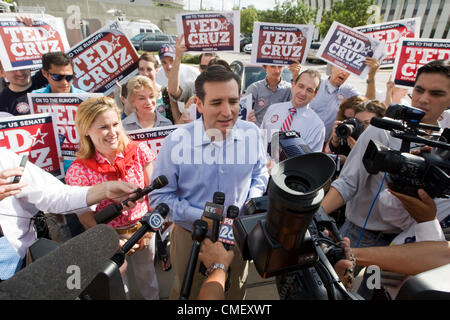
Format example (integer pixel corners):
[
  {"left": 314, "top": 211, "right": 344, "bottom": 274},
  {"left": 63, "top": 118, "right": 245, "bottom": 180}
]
[
  {"left": 198, "top": 192, "right": 225, "bottom": 275},
  {"left": 0, "top": 224, "right": 119, "bottom": 300},
  {"left": 218, "top": 205, "right": 239, "bottom": 250},
  {"left": 94, "top": 175, "right": 168, "bottom": 224},
  {"left": 180, "top": 219, "right": 208, "bottom": 300},
  {"left": 111, "top": 203, "right": 170, "bottom": 267},
  {"left": 370, "top": 117, "right": 430, "bottom": 136},
  {"left": 208, "top": 192, "right": 225, "bottom": 242}
]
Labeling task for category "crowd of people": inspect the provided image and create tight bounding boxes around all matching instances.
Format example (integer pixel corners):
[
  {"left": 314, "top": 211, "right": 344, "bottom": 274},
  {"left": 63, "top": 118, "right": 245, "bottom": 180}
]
[{"left": 0, "top": 15, "right": 449, "bottom": 301}]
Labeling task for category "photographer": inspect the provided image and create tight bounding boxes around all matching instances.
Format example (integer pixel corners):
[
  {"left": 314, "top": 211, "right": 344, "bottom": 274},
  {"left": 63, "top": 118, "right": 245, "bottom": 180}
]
[
  {"left": 327, "top": 99, "right": 386, "bottom": 157},
  {"left": 321, "top": 59, "right": 450, "bottom": 249}
]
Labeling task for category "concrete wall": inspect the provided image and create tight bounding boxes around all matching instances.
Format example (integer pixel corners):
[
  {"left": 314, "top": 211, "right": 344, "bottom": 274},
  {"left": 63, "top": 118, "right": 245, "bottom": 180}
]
[{"left": 15, "top": 0, "right": 186, "bottom": 34}]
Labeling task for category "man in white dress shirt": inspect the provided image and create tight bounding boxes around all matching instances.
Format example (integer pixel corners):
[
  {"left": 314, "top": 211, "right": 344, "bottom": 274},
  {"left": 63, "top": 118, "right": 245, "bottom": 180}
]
[{"left": 261, "top": 69, "right": 325, "bottom": 153}]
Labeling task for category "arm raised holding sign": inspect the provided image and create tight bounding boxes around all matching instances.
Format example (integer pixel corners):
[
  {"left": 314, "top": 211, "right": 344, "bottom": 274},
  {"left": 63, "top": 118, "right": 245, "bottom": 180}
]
[
  {"left": 167, "top": 35, "right": 188, "bottom": 101},
  {"left": 364, "top": 57, "right": 381, "bottom": 101}
]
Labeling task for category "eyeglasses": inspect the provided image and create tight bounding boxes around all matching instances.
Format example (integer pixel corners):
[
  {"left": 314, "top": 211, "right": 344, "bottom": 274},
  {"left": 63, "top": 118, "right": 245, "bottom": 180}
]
[
  {"left": 49, "top": 73, "right": 74, "bottom": 82},
  {"left": 199, "top": 64, "right": 208, "bottom": 71}
]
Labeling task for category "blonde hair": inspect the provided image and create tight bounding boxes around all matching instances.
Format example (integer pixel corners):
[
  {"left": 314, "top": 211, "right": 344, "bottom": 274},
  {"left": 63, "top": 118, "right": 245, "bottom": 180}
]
[
  {"left": 75, "top": 96, "right": 130, "bottom": 159},
  {"left": 126, "top": 75, "right": 158, "bottom": 103}
]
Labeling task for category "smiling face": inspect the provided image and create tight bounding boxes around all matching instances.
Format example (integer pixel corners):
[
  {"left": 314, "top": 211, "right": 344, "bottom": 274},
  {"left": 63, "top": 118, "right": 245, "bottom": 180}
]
[
  {"left": 130, "top": 87, "right": 157, "bottom": 117},
  {"left": 86, "top": 109, "right": 121, "bottom": 159},
  {"left": 1, "top": 68, "right": 32, "bottom": 91},
  {"left": 291, "top": 72, "right": 320, "bottom": 108},
  {"left": 411, "top": 72, "right": 450, "bottom": 125},
  {"left": 329, "top": 66, "right": 350, "bottom": 87},
  {"left": 197, "top": 79, "right": 240, "bottom": 139}
]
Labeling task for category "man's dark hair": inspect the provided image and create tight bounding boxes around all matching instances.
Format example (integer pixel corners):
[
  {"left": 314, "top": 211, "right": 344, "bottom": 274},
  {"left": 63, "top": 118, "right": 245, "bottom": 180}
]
[
  {"left": 207, "top": 58, "right": 231, "bottom": 71},
  {"left": 415, "top": 59, "right": 450, "bottom": 85},
  {"left": 199, "top": 52, "right": 218, "bottom": 63},
  {"left": 195, "top": 65, "right": 241, "bottom": 102},
  {"left": 42, "top": 52, "right": 74, "bottom": 71},
  {"left": 294, "top": 69, "right": 321, "bottom": 93}
]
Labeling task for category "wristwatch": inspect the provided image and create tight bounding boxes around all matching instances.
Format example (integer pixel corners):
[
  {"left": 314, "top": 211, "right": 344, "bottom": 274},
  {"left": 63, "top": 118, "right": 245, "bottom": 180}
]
[{"left": 206, "top": 263, "right": 227, "bottom": 277}]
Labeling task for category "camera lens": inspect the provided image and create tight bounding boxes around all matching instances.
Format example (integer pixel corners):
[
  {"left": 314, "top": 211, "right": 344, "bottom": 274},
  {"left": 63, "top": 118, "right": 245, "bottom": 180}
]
[
  {"left": 285, "top": 176, "right": 311, "bottom": 193},
  {"left": 336, "top": 123, "right": 352, "bottom": 139}
]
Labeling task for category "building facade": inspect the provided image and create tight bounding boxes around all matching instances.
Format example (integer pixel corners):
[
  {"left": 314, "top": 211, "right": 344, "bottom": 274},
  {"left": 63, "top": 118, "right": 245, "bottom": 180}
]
[{"left": 300, "top": 0, "right": 449, "bottom": 39}]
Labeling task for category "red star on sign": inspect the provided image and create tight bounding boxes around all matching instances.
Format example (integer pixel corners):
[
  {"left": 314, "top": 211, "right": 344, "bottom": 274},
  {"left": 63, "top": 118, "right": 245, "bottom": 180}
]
[
  {"left": 110, "top": 35, "right": 122, "bottom": 50},
  {"left": 46, "top": 28, "right": 56, "bottom": 39},
  {"left": 31, "top": 128, "right": 48, "bottom": 146}
]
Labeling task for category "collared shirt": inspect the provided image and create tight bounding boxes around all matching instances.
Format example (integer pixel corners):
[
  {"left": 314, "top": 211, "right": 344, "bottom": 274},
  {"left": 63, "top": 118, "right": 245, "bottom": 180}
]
[
  {"left": 31, "top": 84, "right": 86, "bottom": 94},
  {"left": 246, "top": 78, "right": 292, "bottom": 127},
  {"left": 260, "top": 101, "right": 325, "bottom": 153},
  {"left": 148, "top": 118, "right": 269, "bottom": 232},
  {"left": 122, "top": 111, "right": 173, "bottom": 132},
  {"left": 0, "top": 149, "right": 89, "bottom": 258},
  {"left": 309, "top": 77, "right": 360, "bottom": 141},
  {"left": 331, "top": 122, "right": 422, "bottom": 232},
  {"left": 65, "top": 142, "right": 155, "bottom": 228}
]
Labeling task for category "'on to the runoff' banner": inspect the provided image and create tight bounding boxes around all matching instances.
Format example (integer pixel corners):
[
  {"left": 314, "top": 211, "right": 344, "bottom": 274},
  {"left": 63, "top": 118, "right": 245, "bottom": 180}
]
[
  {"left": 66, "top": 21, "right": 139, "bottom": 96},
  {"left": 127, "top": 125, "right": 181, "bottom": 156},
  {"left": 355, "top": 17, "right": 421, "bottom": 68},
  {"left": 392, "top": 38, "right": 450, "bottom": 88},
  {"left": 176, "top": 11, "right": 240, "bottom": 52},
  {"left": 27, "top": 93, "right": 103, "bottom": 159},
  {"left": 317, "top": 21, "right": 385, "bottom": 78},
  {"left": 0, "top": 15, "right": 70, "bottom": 71},
  {"left": 250, "top": 22, "right": 314, "bottom": 66},
  {"left": 0, "top": 113, "right": 64, "bottom": 179}
]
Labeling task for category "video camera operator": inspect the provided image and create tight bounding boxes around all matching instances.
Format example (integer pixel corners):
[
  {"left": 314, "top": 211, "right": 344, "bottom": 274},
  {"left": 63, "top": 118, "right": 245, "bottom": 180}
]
[{"left": 321, "top": 59, "right": 450, "bottom": 252}]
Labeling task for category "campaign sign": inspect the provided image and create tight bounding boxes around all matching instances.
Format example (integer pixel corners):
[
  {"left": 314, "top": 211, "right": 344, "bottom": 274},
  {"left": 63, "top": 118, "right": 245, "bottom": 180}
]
[
  {"left": 392, "top": 38, "right": 450, "bottom": 88},
  {"left": 28, "top": 93, "right": 103, "bottom": 158},
  {"left": 0, "top": 113, "right": 64, "bottom": 178},
  {"left": 251, "top": 22, "right": 314, "bottom": 66},
  {"left": 176, "top": 11, "right": 240, "bottom": 52},
  {"left": 66, "top": 21, "right": 139, "bottom": 96},
  {"left": 0, "top": 16, "right": 70, "bottom": 71},
  {"left": 127, "top": 125, "right": 180, "bottom": 155},
  {"left": 317, "top": 21, "right": 385, "bottom": 78},
  {"left": 355, "top": 17, "right": 421, "bottom": 67},
  {"left": 218, "top": 217, "right": 235, "bottom": 245}
]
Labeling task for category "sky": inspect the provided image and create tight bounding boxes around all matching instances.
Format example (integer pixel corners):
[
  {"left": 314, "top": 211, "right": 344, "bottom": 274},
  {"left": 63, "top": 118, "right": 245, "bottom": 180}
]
[{"left": 183, "top": 0, "right": 280, "bottom": 11}]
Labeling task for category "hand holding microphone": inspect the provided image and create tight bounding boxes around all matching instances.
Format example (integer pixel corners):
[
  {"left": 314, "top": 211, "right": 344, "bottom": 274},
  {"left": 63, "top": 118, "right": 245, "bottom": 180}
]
[{"left": 94, "top": 175, "right": 168, "bottom": 225}]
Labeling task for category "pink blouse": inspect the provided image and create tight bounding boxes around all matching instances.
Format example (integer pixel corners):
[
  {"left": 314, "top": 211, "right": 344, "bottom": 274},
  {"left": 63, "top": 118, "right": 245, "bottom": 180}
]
[{"left": 65, "top": 142, "right": 156, "bottom": 228}]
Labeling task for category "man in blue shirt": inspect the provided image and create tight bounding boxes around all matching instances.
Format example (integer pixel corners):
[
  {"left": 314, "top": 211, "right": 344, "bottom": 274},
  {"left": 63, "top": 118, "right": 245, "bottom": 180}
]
[
  {"left": 32, "top": 52, "right": 85, "bottom": 94},
  {"left": 149, "top": 65, "right": 269, "bottom": 300}
]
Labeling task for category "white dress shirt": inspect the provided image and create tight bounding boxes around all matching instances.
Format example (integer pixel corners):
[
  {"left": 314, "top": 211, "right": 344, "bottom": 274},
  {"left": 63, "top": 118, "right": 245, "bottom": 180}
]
[
  {"left": 0, "top": 149, "right": 89, "bottom": 258},
  {"left": 260, "top": 101, "right": 326, "bottom": 153}
]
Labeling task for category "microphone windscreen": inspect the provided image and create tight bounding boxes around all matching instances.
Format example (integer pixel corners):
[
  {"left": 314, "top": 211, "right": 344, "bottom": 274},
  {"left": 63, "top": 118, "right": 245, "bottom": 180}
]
[
  {"left": 94, "top": 203, "right": 120, "bottom": 224},
  {"left": 0, "top": 224, "right": 119, "bottom": 300},
  {"left": 370, "top": 117, "right": 404, "bottom": 131},
  {"left": 155, "top": 175, "right": 168, "bottom": 188}
]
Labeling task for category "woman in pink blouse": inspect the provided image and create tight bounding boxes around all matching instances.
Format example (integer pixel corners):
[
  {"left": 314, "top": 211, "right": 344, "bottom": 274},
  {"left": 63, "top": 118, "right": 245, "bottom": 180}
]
[{"left": 65, "top": 96, "right": 159, "bottom": 300}]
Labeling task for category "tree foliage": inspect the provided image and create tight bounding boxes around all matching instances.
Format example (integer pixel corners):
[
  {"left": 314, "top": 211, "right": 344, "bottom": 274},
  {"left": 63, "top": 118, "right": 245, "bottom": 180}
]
[
  {"left": 241, "top": 7, "right": 259, "bottom": 35},
  {"left": 258, "top": 0, "right": 316, "bottom": 25},
  {"left": 318, "top": 0, "right": 377, "bottom": 37}
]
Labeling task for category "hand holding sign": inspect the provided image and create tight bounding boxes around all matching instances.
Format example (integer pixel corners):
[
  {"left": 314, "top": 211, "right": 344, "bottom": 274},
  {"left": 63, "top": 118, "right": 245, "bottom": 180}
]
[{"left": 175, "top": 34, "right": 188, "bottom": 60}]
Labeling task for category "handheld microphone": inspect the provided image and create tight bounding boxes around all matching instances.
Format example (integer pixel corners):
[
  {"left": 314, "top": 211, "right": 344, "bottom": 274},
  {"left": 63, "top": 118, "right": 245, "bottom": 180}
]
[
  {"left": 94, "top": 175, "right": 168, "bottom": 224},
  {"left": 111, "top": 203, "right": 170, "bottom": 267},
  {"left": 199, "top": 192, "right": 225, "bottom": 275},
  {"left": 180, "top": 219, "right": 208, "bottom": 300},
  {"left": 218, "top": 205, "right": 239, "bottom": 250},
  {"left": 0, "top": 224, "right": 119, "bottom": 300}
]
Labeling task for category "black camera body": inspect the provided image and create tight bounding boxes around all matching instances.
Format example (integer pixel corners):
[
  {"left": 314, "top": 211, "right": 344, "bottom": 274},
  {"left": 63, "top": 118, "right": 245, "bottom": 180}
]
[
  {"left": 363, "top": 104, "right": 450, "bottom": 198},
  {"left": 336, "top": 117, "right": 364, "bottom": 140},
  {"left": 234, "top": 131, "right": 357, "bottom": 300}
]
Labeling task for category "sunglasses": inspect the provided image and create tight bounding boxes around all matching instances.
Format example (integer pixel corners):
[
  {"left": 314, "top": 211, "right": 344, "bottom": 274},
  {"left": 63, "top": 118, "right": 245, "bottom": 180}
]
[{"left": 49, "top": 73, "right": 74, "bottom": 82}]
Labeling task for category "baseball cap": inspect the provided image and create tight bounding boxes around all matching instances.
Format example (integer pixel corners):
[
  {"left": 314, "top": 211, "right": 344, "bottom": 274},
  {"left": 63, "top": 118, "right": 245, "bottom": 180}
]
[{"left": 158, "top": 44, "right": 176, "bottom": 60}]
